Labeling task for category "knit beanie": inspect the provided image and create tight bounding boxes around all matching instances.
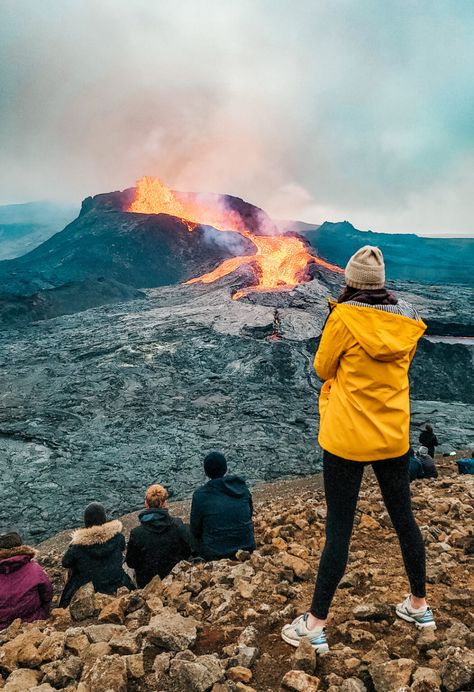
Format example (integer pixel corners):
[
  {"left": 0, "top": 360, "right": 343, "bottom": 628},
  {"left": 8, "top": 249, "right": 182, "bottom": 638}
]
[
  {"left": 0, "top": 532, "right": 22, "bottom": 549},
  {"left": 345, "top": 245, "right": 385, "bottom": 289},
  {"left": 84, "top": 502, "right": 107, "bottom": 528},
  {"left": 204, "top": 451, "right": 227, "bottom": 479},
  {"left": 419, "top": 446, "right": 429, "bottom": 456}
]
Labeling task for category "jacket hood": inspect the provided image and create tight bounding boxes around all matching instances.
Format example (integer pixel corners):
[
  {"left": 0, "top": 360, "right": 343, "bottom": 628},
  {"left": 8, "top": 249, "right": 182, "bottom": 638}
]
[
  {"left": 207, "top": 475, "right": 248, "bottom": 498},
  {"left": 0, "top": 546, "right": 36, "bottom": 574},
  {"left": 70, "top": 519, "right": 123, "bottom": 547},
  {"left": 334, "top": 303, "right": 426, "bottom": 362},
  {"left": 139, "top": 508, "right": 175, "bottom": 534}
]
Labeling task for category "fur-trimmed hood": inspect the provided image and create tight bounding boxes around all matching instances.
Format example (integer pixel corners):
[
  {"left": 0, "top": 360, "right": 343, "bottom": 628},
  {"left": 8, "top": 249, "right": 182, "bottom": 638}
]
[
  {"left": 0, "top": 545, "right": 37, "bottom": 561},
  {"left": 70, "top": 520, "right": 123, "bottom": 546}
]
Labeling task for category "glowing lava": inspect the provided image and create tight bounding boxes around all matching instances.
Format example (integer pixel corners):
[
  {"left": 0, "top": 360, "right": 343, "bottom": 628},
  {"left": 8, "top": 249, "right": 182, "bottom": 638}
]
[{"left": 128, "top": 176, "right": 342, "bottom": 298}]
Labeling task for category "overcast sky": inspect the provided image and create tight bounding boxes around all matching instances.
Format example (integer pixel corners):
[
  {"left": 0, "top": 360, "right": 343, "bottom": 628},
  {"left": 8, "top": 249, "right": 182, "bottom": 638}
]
[{"left": 1, "top": 0, "right": 473, "bottom": 234}]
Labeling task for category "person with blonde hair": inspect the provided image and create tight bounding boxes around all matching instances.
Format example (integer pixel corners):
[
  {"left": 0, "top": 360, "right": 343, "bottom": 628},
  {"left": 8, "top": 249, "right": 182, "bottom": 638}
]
[
  {"left": 126, "top": 484, "right": 191, "bottom": 587},
  {"left": 282, "top": 245, "right": 435, "bottom": 653}
]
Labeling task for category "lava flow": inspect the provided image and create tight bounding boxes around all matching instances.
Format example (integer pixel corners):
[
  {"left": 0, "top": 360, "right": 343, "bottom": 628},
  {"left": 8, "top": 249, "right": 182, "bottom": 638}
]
[{"left": 128, "top": 176, "right": 342, "bottom": 299}]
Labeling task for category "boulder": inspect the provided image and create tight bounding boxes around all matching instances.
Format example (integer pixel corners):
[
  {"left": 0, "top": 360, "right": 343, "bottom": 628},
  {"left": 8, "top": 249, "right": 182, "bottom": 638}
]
[
  {"left": 83, "top": 624, "right": 126, "bottom": 643},
  {"left": 0, "top": 630, "right": 43, "bottom": 675},
  {"left": 41, "top": 656, "right": 83, "bottom": 687},
  {"left": 369, "top": 658, "right": 415, "bottom": 692},
  {"left": 292, "top": 638, "right": 316, "bottom": 674},
  {"left": 2, "top": 669, "right": 41, "bottom": 692},
  {"left": 145, "top": 608, "right": 198, "bottom": 651},
  {"left": 83, "top": 654, "right": 127, "bottom": 692},
  {"left": 410, "top": 666, "right": 441, "bottom": 691},
  {"left": 124, "top": 653, "right": 144, "bottom": 679},
  {"left": 281, "top": 670, "right": 320, "bottom": 691},
  {"left": 440, "top": 648, "right": 474, "bottom": 691},
  {"left": 226, "top": 666, "right": 253, "bottom": 683},
  {"left": 97, "top": 598, "right": 125, "bottom": 624},
  {"left": 353, "top": 603, "right": 392, "bottom": 622},
  {"left": 281, "top": 553, "right": 312, "bottom": 580},
  {"left": 64, "top": 629, "right": 90, "bottom": 656},
  {"left": 340, "top": 679, "right": 367, "bottom": 692},
  {"left": 70, "top": 583, "right": 96, "bottom": 621},
  {"left": 37, "top": 632, "right": 65, "bottom": 663},
  {"left": 169, "top": 654, "right": 225, "bottom": 692}
]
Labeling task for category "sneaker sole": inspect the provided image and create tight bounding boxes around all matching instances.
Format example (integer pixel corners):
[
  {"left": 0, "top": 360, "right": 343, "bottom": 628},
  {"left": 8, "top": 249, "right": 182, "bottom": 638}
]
[
  {"left": 396, "top": 608, "right": 437, "bottom": 630},
  {"left": 281, "top": 630, "right": 330, "bottom": 653}
]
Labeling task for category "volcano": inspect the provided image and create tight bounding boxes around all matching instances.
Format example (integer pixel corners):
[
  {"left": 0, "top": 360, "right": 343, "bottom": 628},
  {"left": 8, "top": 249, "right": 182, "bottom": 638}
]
[
  {"left": 128, "top": 176, "right": 342, "bottom": 299},
  {"left": 0, "top": 178, "right": 341, "bottom": 300}
]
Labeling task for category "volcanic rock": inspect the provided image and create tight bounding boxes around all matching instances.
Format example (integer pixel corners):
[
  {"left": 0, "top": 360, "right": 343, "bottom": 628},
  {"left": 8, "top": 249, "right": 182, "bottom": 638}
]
[
  {"left": 440, "top": 648, "right": 474, "bottom": 691},
  {"left": 144, "top": 609, "right": 198, "bottom": 651},
  {"left": 281, "top": 670, "right": 320, "bottom": 691},
  {"left": 368, "top": 657, "right": 415, "bottom": 692},
  {"left": 169, "top": 653, "right": 225, "bottom": 691},
  {"left": 2, "top": 668, "right": 41, "bottom": 692},
  {"left": 70, "top": 583, "right": 97, "bottom": 621}
]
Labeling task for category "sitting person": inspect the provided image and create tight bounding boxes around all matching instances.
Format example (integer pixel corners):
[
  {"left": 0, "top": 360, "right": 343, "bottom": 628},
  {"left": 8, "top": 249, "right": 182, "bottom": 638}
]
[
  {"left": 190, "top": 451, "right": 255, "bottom": 560},
  {"left": 416, "top": 446, "right": 438, "bottom": 479},
  {"left": 419, "top": 424, "right": 438, "bottom": 459},
  {"left": 126, "top": 484, "right": 191, "bottom": 587},
  {"left": 457, "top": 451, "right": 474, "bottom": 475},
  {"left": 0, "top": 532, "right": 53, "bottom": 630},
  {"left": 408, "top": 446, "right": 423, "bottom": 482},
  {"left": 59, "top": 502, "right": 134, "bottom": 607}
]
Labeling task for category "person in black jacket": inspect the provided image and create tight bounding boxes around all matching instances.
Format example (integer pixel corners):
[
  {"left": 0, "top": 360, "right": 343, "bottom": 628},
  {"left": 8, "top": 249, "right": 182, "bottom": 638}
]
[
  {"left": 59, "top": 502, "right": 134, "bottom": 608},
  {"left": 126, "top": 484, "right": 191, "bottom": 588},
  {"left": 419, "top": 424, "right": 438, "bottom": 459},
  {"left": 190, "top": 452, "right": 255, "bottom": 561},
  {"left": 416, "top": 446, "right": 438, "bottom": 479}
]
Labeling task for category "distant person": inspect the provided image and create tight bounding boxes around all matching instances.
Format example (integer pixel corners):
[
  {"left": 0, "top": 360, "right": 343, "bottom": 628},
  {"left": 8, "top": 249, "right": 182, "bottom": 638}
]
[
  {"left": 126, "top": 484, "right": 191, "bottom": 587},
  {"left": 416, "top": 446, "right": 438, "bottom": 479},
  {"left": 282, "top": 245, "right": 435, "bottom": 654},
  {"left": 59, "top": 502, "right": 134, "bottom": 608},
  {"left": 419, "top": 424, "right": 438, "bottom": 459},
  {"left": 408, "top": 446, "right": 423, "bottom": 482},
  {"left": 190, "top": 452, "right": 255, "bottom": 560},
  {"left": 457, "top": 452, "right": 474, "bottom": 475},
  {"left": 0, "top": 532, "right": 53, "bottom": 630}
]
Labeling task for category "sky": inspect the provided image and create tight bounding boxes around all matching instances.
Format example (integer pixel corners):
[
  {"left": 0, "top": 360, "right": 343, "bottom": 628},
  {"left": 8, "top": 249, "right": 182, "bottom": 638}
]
[{"left": 1, "top": 0, "right": 473, "bottom": 235}]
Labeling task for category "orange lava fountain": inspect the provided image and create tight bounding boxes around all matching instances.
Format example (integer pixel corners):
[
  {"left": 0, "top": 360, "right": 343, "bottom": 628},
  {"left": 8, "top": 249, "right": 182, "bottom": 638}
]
[{"left": 129, "top": 176, "right": 342, "bottom": 299}]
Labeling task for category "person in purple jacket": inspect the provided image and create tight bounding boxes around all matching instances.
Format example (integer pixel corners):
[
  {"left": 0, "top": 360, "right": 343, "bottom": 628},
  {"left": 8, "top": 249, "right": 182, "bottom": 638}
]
[{"left": 0, "top": 532, "right": 53, "bottom": 630}]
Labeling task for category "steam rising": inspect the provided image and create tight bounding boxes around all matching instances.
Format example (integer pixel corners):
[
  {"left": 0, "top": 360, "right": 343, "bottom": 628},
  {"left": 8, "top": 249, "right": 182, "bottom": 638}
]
[{"left": 1, "top": 0, "right": 473, "bottom": 235}]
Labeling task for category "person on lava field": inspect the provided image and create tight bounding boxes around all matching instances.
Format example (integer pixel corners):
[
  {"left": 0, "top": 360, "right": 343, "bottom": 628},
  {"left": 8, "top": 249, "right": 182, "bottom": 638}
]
[{"left": 281, "top": 245, "right": 436, "bottom": 654}]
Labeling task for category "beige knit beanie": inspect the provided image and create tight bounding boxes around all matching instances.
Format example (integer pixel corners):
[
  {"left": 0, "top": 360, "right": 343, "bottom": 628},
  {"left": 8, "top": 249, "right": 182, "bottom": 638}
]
[{"left": 344, "top": 245, "right": 385, "bottom": 289}]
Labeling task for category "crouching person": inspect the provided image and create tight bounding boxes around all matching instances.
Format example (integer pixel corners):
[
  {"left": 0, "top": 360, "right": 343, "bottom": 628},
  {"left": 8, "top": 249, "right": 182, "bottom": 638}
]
[
  {"left": 126, "top": 484, "right": 191, "bottom": 587},
  {"left": 190, "top": 452, "right": 255, "bottom": 561},
  {"left": 0, "top": 532, "right": 53, "bottom": 630},
  {"left": 59, "top": 502, "right": 134, "bottom": 608}
]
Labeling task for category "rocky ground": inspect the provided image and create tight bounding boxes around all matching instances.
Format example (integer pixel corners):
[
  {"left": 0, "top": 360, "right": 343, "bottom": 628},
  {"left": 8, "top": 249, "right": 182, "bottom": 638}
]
[
  {"left": 0, "top": 274, "right": 473, "bottom": 543},
  {"left": 1, "top": 455, "right": 473, "bottom": 691}
]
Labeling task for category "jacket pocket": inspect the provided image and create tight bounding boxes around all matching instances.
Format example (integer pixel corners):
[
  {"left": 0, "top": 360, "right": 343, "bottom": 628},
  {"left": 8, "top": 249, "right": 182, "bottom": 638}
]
[{"left": 318, "top": 379, "right": 333, "bottom": 424}]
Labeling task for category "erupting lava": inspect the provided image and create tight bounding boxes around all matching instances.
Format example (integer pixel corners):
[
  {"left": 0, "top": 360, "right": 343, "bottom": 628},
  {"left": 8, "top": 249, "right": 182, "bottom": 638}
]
[{"left": 129, "top": 176, "right": 342, "bottom": 298}]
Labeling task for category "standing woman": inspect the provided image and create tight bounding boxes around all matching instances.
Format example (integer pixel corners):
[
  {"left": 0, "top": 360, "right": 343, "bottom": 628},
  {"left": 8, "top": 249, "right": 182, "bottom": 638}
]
[{"left": 282, "top": 246, "right": 435, "bottom": 653}]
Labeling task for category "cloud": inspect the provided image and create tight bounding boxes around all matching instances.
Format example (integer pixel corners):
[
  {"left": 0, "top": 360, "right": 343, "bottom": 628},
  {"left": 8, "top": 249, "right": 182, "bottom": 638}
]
[{"left": 0, "top": 0, "right": 473, "bottom": 235}]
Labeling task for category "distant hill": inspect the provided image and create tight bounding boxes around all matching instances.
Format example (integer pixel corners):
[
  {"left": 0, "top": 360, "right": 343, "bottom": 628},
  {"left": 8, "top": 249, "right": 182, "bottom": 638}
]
[
  {"left": 0, "top": 278, "right": 145, "bottom": 327},
  {"left": 0, "top": 201, "right": 78, "bottom": 260},
  {"left": 303, "top": 221, "right": 474, "bottom": 285}
]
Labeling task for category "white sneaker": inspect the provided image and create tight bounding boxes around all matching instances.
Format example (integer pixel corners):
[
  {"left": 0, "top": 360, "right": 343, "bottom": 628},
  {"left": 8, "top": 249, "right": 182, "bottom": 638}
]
[
  {"left": 281, "top": 613, "right": 329, "bottom": 653},
  {"left": 396, "top": 595, "right": 436, "bottom": 629}
]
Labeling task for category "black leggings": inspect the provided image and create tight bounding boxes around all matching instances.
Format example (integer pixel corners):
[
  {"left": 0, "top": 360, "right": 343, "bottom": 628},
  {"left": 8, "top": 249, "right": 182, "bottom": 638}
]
[{"left": 310, "top": 450, "right": 426, "bottom": 619}]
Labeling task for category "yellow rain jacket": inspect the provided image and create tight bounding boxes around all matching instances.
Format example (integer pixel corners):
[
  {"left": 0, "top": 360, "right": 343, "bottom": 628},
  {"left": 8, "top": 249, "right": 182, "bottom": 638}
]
[{"left": 315, "top": 301, "right": 426, "bottom": 461}]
